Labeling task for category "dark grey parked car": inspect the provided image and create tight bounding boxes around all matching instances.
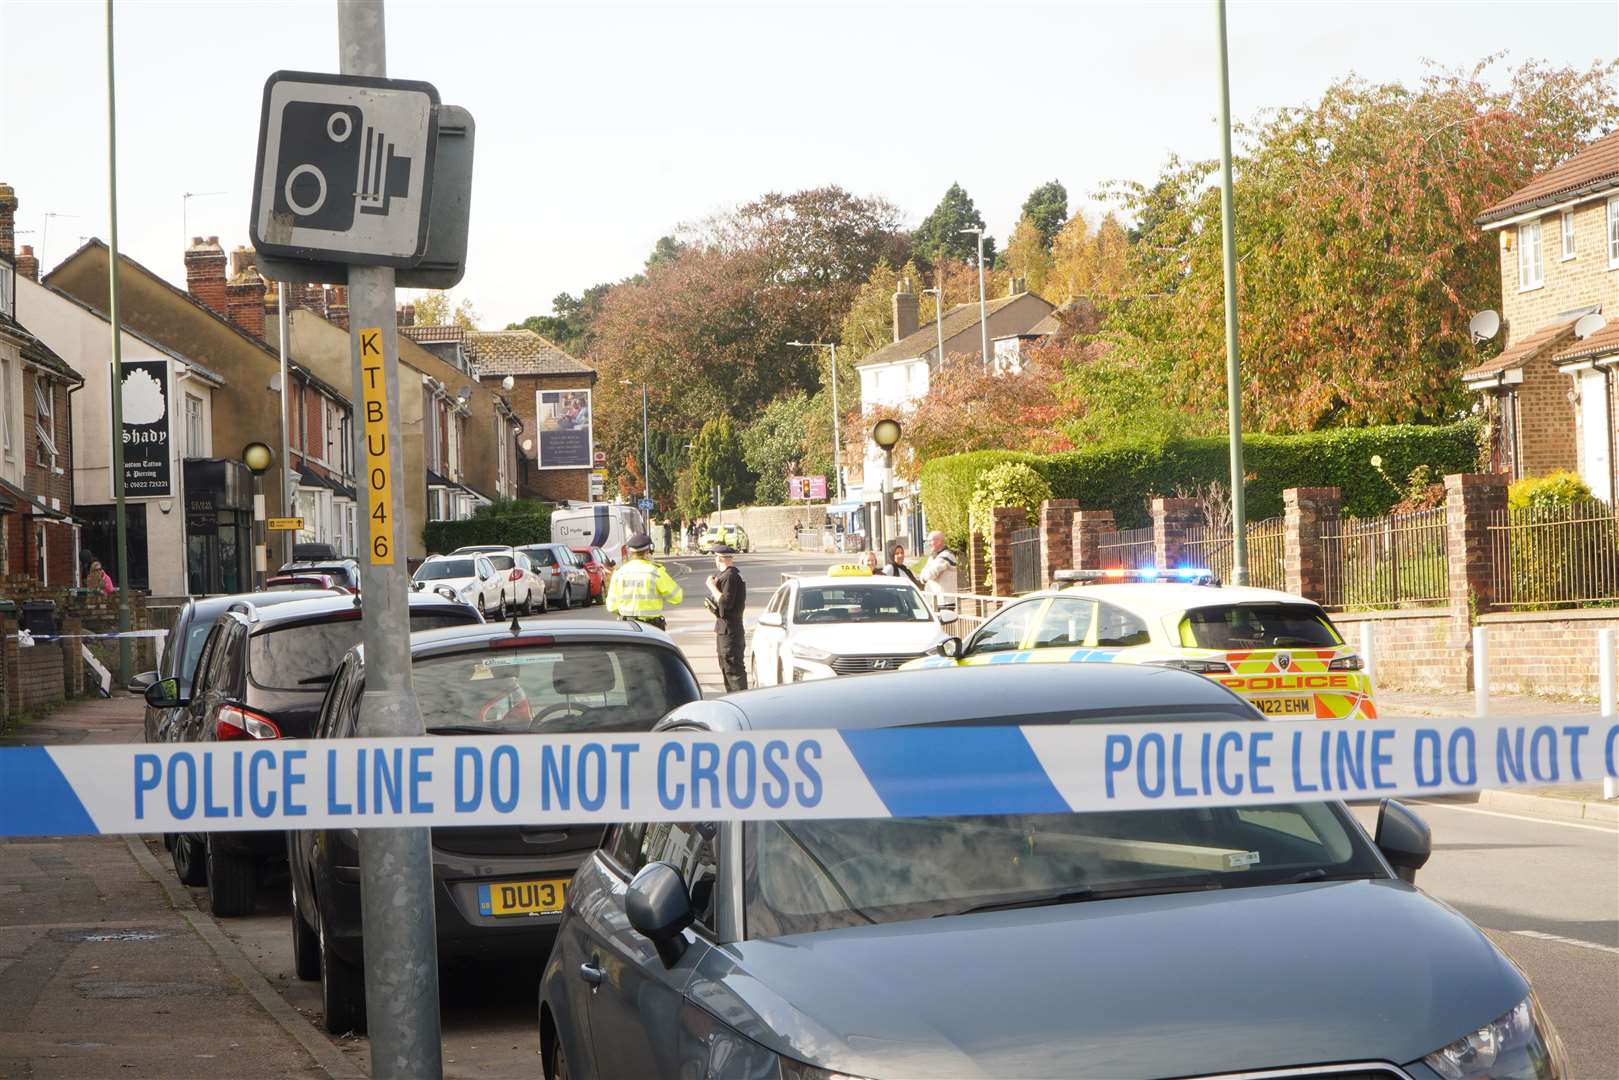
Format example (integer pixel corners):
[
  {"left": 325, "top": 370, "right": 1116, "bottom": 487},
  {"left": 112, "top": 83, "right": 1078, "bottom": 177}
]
[
  {"left": 289, "top": 619, "right": 702, "bottom": 1035},
  {"left": 538, "top": 664, "right": 1570, "bottom": 1080}
]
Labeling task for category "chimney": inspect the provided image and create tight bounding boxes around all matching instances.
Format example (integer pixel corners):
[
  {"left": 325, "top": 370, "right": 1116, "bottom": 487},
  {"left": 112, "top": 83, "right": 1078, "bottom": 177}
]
[
  {"left": 1008, "top": 276, "right": 1026, "bottom": 298},
  {"left": 224, "top": 245, "right": 266, "bottom": 338},
  {"left": 397, "top": 303, "right": 415, "bottom": 327},
  {"left": 892, "top": 277, "right": 919, "bottom": 342},
  {"left": 15, "top": 245, "right": 39, "bottom": 282},
  {"left": 327, "top": 284, "right": 349, "bottom": 331},
  {"left": 185, "top": 236, "right": 227, "bottom": 314},
  {"left": 0, "top": 183, "right": 15, "bottom": 260}
]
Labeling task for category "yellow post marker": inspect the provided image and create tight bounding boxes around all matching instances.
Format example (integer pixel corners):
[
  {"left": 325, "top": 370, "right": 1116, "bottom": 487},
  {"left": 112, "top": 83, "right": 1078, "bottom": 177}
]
[{"left": 359, "top": 327, "right": 394, "bottom": 565}]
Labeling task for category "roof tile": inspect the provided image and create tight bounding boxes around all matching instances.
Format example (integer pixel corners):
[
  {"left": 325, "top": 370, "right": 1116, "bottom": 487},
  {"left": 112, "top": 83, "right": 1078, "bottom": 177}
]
[
  {"left": 1477, "top": 131, "right": 1619, "bottom": 225},
  {"left": 1553, "top": 319, "right": 1619, "bottom": 366},
  {"left": 857, "top": 293, "right": 1052, "bottom": 368},
  {"left": 1462, "top": 321, "right": 1577, "bottom": 381}
]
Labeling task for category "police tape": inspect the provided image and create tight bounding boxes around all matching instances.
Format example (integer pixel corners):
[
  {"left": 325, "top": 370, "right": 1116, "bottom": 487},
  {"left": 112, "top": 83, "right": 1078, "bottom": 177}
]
[
  {"left": 8, "top": 629, "right": 169, "bottom": 642},
  {"left": 2, "top": 716, "right": 1614, "bottom": 837}
]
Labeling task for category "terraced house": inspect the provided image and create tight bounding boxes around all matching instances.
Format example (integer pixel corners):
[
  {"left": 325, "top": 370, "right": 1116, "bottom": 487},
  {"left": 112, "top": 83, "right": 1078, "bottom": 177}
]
[{"left": 1466, "top": 132, "right": 1619, "bottom": 498}]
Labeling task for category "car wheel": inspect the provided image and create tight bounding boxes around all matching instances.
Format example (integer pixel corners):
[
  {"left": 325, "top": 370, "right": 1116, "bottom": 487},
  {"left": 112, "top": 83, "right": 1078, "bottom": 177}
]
[
  {"left": 172, "top": 832, "right": 206, "bottom": 886},
  {"left": 319, "top": 919, "right": 367, "bottom": 1035},
  {"left": 560, "top": 584, "right": 574, "bottom": 610},
  {"left": 291, "top": 881, "right": 320, "bottom": 982},
  {"left": 205, "top": 837, "right": 257, "bottom": 917},
  {"left": 523, "top": 590, "right": 535, "bottom": 616},
  {"left": 478, "top": 595, "right": 489, "bottom": 619},
  {"left": 548, "top": 1037, "right": 571, "bottom": 1080}
]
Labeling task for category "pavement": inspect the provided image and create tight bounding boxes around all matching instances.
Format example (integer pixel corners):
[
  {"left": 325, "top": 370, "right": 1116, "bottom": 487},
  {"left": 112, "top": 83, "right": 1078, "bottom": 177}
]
[{"left": 1, "top": 555, "right": 1614, "bottom": 1076}]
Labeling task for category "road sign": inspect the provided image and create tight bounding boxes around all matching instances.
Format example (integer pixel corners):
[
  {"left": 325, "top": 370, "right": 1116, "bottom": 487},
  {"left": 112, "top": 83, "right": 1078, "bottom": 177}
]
[
  {"left": 589, "top": 469, "right": 606, "bottom": 497},
  {"left": 593, "top": 450, "right": 607, "bottom": 465},
  {"left": 267, "top": 517, "right": 304, "bottom": 531},
  {"left": 638, "top": 497, "right": 654, "bottom": 512},
  {"left": 251, "top": 70, "right": 440, "bottom": 267}
]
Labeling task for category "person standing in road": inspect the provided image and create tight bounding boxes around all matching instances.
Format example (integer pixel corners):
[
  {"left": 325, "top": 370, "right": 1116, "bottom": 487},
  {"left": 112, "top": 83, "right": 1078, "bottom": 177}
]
[
  {"left": 661, "top": 519, "right": 673, "bottom": 555},
  {"left": 918, "top": 530, "right": 958, "bottom": 610},
  {"left": 883, "top": 542, "right": 921, "bottom": 588},
  {"left": 706, "top": 547, "right": 747, "bottom": 691},
  {"left": 604, "top": 532, "right": 683, "bottom": 630}
]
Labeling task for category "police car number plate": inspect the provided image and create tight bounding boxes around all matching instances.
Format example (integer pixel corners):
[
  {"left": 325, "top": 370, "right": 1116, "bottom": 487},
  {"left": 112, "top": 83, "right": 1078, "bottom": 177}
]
[
  {"left": 478, "top": 879, "right": 568, "bottom": 917},
  {"left": 1255, "top": 697, "right": 1312, "bottom": 716}
]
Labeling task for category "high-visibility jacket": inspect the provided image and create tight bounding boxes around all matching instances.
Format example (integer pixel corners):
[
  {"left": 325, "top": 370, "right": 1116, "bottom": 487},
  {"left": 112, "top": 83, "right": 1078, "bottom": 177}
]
[{"left": 605, "top": 557, "right": 683, "bottom": 617}]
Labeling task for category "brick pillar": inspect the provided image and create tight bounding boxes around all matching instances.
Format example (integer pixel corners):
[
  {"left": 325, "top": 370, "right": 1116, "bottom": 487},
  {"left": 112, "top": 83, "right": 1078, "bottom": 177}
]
[
  {"left": 1039, "top": 499, "right": 1079, "bottom": 585},
  {"left": 1444, "top": 472, "right": 1507, "bottom": 692},
  {"left": 1284, "top": 487, "right": 1340, "bottom": 602},
  {"left": 969, "top": 530, "right": 988, "bottom": 594},
  {"left": 990, "top": 506, "right": 1023, "bottom": 597},
  {"left": 60, "top": 612, "right": 84, "bottom": 698},
  {"left": 1, "top": 614, "right": 16, "bottom": 723},
  {"left": 1152, "top": 497, "right": 1202, "bottom": 569},
  {"left": 1070, "top": 510, "right": 1115, "bottom": 570}
]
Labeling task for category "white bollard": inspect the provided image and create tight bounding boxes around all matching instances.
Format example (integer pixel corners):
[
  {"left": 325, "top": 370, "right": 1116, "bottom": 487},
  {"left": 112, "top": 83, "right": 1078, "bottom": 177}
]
[
  {"left": 1601, "top": 628, "right": 1617, "bottom": 800},
  {"left": 1473, "top": 625, "right": 1489, "bottom": 719},
  {"left": 1359, "top": 621, "right": 1375, "bottom": 690}
]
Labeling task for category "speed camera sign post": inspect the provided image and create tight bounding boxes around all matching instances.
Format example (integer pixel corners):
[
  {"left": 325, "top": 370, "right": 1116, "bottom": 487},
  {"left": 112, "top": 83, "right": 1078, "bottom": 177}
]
[{"left": 249, "top": 5, "right": 446, "bottom": 1076}]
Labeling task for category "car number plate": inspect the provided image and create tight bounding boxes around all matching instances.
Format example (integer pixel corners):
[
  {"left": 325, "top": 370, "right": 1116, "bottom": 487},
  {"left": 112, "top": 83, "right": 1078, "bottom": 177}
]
[
  {"left": 1254, "top": 696, "right": 1313, "bottom": 716},
  {"left": 477, "top": 879, "right": 568, "bottom": 917}
]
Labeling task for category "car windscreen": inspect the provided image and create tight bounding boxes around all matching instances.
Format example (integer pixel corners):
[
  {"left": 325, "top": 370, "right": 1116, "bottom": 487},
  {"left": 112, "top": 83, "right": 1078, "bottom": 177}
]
[
  {"left": 415, "top": 559, "right": 476, "bottom": 581},
  {"left": 486, "top": 555, "right": 515, "bottom": 571},
  {"left": 518, "top": 547, "right": 558, "bottom": 566},
  {"left": 249, "top": 611, "right": 475, "bottom": 691},
  {"left": 1180, "top": 603, "right": 1341, "bottom": 649},
  {"left": 744, "top": 798, "right": 1381, "bottom": 938},
  {"left": 794, "top": 584, "right": 931, "bottom": 624},
  {"left": 413, "top": 644, "right": 697, "bottom": 735}
]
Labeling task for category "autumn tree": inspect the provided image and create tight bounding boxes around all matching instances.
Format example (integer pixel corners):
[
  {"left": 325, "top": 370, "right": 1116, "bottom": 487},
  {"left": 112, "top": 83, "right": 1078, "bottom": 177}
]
[
  {"left": 1020, "top": 180, "right": 1068, "bottom": 248},
  {"left": 742, "top": 392, "right": 834, "bottom": 504},
  {"left": 1087, "top": 58, "right": 1619, "bottom": 436},
  {"left": 1004, "top": 214, "right": 1055, "bottom": 298},
  {"left": 509, "top": 284, "right": 609, "bottom": 356},
  {"left": 411, "top": 290, "right": 480, "bottom": 328},
  {"left": 913, "top": 183, "right": 996, "bottom": 266},
  {"left": 1044, "top": 210, "right": 1130, "bottom": 304}
]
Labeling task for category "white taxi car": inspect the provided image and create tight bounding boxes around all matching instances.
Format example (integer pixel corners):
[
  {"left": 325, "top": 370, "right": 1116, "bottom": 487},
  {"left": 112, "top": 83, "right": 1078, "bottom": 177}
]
[
  {"left": 903, "top": 568, "right": 1376, "bottom": 719},
  {"left": 749, "top": 565, "right": 958, "bottom": 685}
]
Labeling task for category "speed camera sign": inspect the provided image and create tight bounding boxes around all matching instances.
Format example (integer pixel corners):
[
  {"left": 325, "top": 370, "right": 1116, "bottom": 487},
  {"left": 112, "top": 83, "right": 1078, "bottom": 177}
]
[{"left": 250, "top": 70, "right": 439, "bottom": 266}]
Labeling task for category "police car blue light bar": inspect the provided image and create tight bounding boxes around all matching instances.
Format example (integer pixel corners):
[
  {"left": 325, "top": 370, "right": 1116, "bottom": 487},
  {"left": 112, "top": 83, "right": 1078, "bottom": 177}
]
[{"left": 1054, "top": 567, "right": 1220, "bottom": 586}]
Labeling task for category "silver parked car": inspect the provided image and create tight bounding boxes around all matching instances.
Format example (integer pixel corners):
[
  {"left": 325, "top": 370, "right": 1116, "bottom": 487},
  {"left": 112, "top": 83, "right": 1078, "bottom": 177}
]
[
  {"left": 516, "top": 543, "right": 591, "bottom": 610},
  {"left": 538, "top": 663, "right": 1569, "bottom": 1080}
]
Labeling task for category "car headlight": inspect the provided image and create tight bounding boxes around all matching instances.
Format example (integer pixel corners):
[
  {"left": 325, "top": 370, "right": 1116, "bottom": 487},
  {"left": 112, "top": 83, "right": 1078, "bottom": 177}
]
[
  {"left": 1423, "top": 995, "right": 1567, "bottom": 1080},
  {"left": 1146, "top": 658, "right": 1232, "bottom": 675},
  {"left": 791, "top": 643, "right": 834, "bottom": 663}
]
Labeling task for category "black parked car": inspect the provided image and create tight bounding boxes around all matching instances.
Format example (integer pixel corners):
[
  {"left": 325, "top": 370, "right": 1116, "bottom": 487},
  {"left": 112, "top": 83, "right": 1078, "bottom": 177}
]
[
  {"left": 135, "top": 589, "right": 337, "bottom": 746},
  {"left": 145, "top": 592, "right": 482, "bottom": 917},
  {"left": 289, "top": 619, "right": 701, "bottom": 1035}
]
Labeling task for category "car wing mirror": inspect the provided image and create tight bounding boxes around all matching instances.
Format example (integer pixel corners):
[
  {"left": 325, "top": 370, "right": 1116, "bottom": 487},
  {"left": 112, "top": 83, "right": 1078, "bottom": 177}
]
[
  {"left": 143, "top": 677, "right": 186, "bottom": 710},
  {"left": 931, "top": 636, "right": 963, "bottom": 659},
  {"left": 128, "top": 670, "right": 159, "bottom": 694},
  {"left": 937, "top": 610, "right": 959, "bottom": 627},
  {"left": 626, "top": 861, "right": 694, "bottom": 967},
  {"left": 758, "top": 611, "right": 783, "bottom": 628},
  {"left": 1374, "top": 799, "right": 1431, "bottom": 884}
]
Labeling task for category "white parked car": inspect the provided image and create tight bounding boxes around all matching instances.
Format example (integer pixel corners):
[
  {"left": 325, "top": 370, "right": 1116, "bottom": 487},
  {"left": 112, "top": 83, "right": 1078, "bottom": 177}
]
[
  {"left": 748, "top": 566, "right": 958, "bottom": 685},
  {"left": 452, "top": 545, "right": 545, "bottom": 615},
  {"left": 412, "top": 554, "right": 506, "bottom": 618}
]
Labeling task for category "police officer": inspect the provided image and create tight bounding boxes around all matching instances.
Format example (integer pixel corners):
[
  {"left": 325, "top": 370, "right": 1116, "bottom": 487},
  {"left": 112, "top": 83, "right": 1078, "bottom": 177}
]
[
  {"left": 706, "top": 547, "right": 746, "bottom": 691},
  {"left": 604, "top": 532, "right": 683, "bottom": 629}
]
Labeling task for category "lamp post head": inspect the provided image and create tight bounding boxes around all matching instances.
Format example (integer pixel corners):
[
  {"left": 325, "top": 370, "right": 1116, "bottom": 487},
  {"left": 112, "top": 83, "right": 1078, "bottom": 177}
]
[
  {"left": 242, "top": 441, "right": 274, "bottom": 475},
  {"left": 871, "top": 418, "right": 902, "bottom": 450}
]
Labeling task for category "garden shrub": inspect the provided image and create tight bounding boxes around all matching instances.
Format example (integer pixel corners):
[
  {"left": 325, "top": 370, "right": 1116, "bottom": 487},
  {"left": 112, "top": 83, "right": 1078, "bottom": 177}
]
[
  {"left": 422, "top": 499, "right": 552, "bottom": 554},
  {"left": 919, "top": 419, "right": 1482, "bottom": 548},
  {"left": 1505, "top": 471, "right": 1609, "bottom": 607}
]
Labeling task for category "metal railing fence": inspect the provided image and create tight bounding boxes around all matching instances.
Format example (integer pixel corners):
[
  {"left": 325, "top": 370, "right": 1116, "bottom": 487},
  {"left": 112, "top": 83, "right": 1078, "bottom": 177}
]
[
  {"left": 1180, "top": 517, "right": 1283, "bottom": 589},
  {"left": 1489, "top": 501, "right": 1619, "bottom": 608},
  {"left": 1321, "top": 508, "right": 1448, "bottom": 610},
  {"left": 1009, "top": 526, "right": 1041, "bottom": 594},
  {"left": 1097, "top": 525, "right": 1154, "bottom": 568}
]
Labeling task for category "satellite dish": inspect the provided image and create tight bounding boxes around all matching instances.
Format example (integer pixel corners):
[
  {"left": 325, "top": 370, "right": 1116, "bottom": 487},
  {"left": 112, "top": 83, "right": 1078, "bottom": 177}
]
[
  {"left": 1469, "top": 310, "right": 1501, "bottom": 344},
  {"left": 501, "top": 375, "right": 515, "bottom": 392},
  {"left": 1575, "top": 312, "right": 1608, "bottom": 340}
]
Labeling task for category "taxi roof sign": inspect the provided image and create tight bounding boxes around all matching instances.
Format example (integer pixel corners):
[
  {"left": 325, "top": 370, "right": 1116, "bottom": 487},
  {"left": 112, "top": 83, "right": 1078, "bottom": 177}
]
[{"left": 827, "top": 563, "right": 874, "bottom": 577}]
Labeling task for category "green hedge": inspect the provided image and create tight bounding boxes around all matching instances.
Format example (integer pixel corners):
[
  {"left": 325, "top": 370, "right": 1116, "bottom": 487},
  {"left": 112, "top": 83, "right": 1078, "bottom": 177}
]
[
  {"left": 422, "top": 502, "right": 552, "bottom": 554},
  {"left": 919, "top": 419, "right": 1484, "bottom": 546}
]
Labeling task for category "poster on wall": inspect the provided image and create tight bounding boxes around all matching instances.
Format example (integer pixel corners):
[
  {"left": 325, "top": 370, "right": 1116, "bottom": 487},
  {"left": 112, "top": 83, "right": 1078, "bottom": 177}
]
[
  {"left": 115, "top": 358, "right": 172, "bottom": 498},
  {"left": 535, "top": 388, "right": 592, "bottom": 470}
]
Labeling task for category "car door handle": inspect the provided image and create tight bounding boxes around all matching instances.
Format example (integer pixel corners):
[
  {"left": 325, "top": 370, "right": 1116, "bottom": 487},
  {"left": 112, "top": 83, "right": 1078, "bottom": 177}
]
[{"left": 579, "top": 961, "right": 604, "bottom": 987}]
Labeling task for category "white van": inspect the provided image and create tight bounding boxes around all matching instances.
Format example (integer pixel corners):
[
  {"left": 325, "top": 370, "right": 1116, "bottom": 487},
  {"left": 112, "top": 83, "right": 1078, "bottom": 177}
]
[{"left": 549, "top": 504, "right": 648, "bottom": 558}]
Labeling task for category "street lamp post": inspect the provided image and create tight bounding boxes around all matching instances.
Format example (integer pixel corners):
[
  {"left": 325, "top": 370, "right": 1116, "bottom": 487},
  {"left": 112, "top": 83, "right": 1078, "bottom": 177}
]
[
  {"left": 871, "top": 418, "right": 902, "bottom": 557},
  {"left": 1214, "top": 0, "right": 1249, "bottom": 585},
  {"left": 922, "top": 286, "right": 946, "bottom": 366},
  {"left": 958, "top": 227, "right": 989, "bottom": 368},
  {"left": 619, "top": 379, "right": 650, "bottom": 507},
  {"left": 786, "top": 341, "right": 843, "bottom": 503},
  {"left": 242, "top": 442, "right": 274, "bottom": 590}
]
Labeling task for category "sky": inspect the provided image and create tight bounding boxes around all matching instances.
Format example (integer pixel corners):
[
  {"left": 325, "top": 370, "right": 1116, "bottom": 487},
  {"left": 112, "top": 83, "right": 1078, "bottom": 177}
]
[{"left": 2, "top": 0, "right": 1616, "bottom": 332}]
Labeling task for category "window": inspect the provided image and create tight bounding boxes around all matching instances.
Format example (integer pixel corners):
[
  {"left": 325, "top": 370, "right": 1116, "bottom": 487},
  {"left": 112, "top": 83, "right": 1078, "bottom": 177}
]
[
  {"left": 34, "top": 521, "right": 47, "bottom": 582},
  {"left": 338, "top": 409, "right": 353, "bottom": 477},
  {"left": 0, "top": 259, "right": 13, "bottom": 318},
  {"left": 33, "top": 376, "right": 56, "bottom": 470},
  {"left": 323, "top": 399, "right": 337, "bottom": 464},
  {"left": 1032, "top": 597, "right": 1097, "bottom": 648},
  {"left": 642, "top": 821, "right": 720, "bottom": 931},
  {"left": 1562, "top": 211, "right": 1577, "bottom": 260},
  {"left": 1094, "top": 603, "right": 1150, "bottom": 647},
  {"left": 1518, "top": 220, "right": 1543, "bottom": 289},
  {"left": 184, "top": 394, "right": 205, "bottom": 457},
  {"left": 967, "top": 599, "right": 1041, "bottom": 655},
  {"left": 1, "top": 355, "right": 12, "bottom": 457},
  {"left": 1609, "top": 197, "right": 1619, "bottom": 268},
  {"left": 1178, "top": 603, "right": 1341, "bottom": 649}
]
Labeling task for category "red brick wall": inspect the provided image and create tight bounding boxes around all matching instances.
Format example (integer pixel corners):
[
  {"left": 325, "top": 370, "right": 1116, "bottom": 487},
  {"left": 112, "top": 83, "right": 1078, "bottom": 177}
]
[
  {"left": 1512, "top": 363, "right": 1578, "bottom": 477},
  {"left": 504, "top": 371, "right": 595, "bottom": 504},
  {"left": 1330, "top": 611, "right": 1452, "bottom": 692}
]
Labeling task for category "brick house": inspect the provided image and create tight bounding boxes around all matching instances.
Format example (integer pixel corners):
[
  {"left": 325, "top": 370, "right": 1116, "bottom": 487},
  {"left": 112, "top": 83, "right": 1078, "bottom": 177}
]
[
  {"left": 286, "top": 362, "right": 357, "bottom": 554},
  {"left": 1467, "top": 132, "right": 1619, "bottom": 498}
]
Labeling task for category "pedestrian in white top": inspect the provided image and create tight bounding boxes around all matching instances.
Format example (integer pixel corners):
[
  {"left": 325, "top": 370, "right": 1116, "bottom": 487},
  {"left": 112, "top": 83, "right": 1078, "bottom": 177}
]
[{"left": 918, "top": 530, "right": 958, "bottom": 610}]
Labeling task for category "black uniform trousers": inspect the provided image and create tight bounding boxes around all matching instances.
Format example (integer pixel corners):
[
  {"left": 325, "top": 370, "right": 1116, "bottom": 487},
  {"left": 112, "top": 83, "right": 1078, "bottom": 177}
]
[{"left": 717, "top": 619, "right": 747, "bottom": 692}]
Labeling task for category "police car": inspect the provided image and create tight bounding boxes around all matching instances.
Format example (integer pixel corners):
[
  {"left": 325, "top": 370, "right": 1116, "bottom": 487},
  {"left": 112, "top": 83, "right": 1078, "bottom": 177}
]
[
  {"left": 904, "top": 568, "right": 1375, "bottom": 720},
  {"left": 749, "top": 564, "right": 958, "bottom": 684}
]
